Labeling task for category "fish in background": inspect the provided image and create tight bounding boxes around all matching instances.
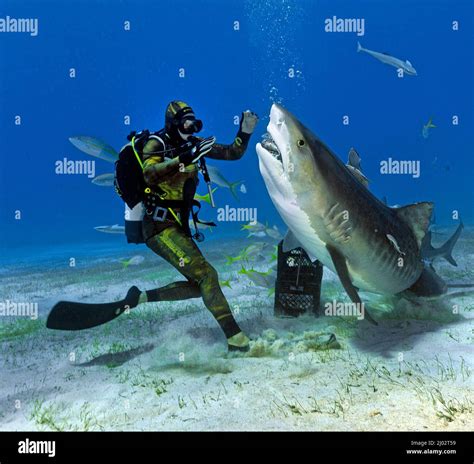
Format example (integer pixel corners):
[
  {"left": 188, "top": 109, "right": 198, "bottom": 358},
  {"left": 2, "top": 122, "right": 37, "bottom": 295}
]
[
  {"left": 195, "top": 188, "right": 218, "bottom": 205},
  {"left": 220, "top": 279, "right": 232, "bottom": 289},
  {"left": 94, "top": 224, "right": 125, "bottom": 234},
  {"left": 238, "top": 265, "right": 276, "bottom": 288},
  {"left": 265, "top": 225, "right": 283, "bottom": 241},
  {"left": 422, "top": 117, "right": 436, "bottom": 139},
  {"left": 121, "top": 255, "right": 145, "bottom": 268},
  {"left": 207, "top": 165, "right": 242, "bottom": 201},
  {"left": 357, "top": 41, "right": 417, "bottom": 76},
  {"left": 241, "top": 221, "right": 283, "bottom": 240},
  {"left": 92, "top": 173, "right": 115, "bottom": 187},
  {"left": 225, "top": 242, "right": 271, "bottom": 266},
  {"left": 69, "top": 136, "right": 118, "bottom": 163},
  {"left": 241, "top": 221, "right": 267, "bottom": 237}
]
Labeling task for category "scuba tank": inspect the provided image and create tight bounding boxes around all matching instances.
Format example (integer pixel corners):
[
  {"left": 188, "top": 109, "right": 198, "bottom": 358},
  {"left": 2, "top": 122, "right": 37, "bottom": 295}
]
[
  {"left": 124, "top": 203, "right": 145, "bottom": 244},
  {"left": 114, "top": 130, "right": 150, "bottom": 244}
]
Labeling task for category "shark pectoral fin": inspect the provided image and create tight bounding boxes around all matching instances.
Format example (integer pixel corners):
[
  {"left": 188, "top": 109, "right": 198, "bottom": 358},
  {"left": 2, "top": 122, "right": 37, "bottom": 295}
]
[
  {"left": 402, "top": 265, "right": 447, "bottom": 299},
  {"left": 326, "top": 245, "right": 378, "bottom": 326},
  {"left": 394, "top": 202, "right": 433, "bottom": 248},
  {"left": 282, "top": 229, "right": 303, "bottom": 252}
]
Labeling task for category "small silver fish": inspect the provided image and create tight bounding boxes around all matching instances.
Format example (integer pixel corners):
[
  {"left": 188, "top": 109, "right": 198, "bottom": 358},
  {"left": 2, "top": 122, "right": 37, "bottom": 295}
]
[
  {"left": 207, "top": 165, "right": 242, "bottom": 201},
  {"left": 94, "top": 224, "right": 124, "bottom": 234},
  {"left": 69, "top": 136, "right": 118, "bottom": 163},
  {"left": 422, "top": 118, "right": 436, "bottom": 139},
  {"left": 92, "top": 173, "right": 115, "bottom": 187}
]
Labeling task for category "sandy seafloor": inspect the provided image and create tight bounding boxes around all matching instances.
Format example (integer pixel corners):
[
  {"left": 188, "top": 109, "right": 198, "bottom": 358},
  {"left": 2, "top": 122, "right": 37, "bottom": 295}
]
[{"left": 0, "top": 228, "right": 473, "bottom": 431}]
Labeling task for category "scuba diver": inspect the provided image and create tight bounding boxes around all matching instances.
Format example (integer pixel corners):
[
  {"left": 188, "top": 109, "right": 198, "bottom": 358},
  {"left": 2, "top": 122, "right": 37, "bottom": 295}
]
[
  {"left": 46, "top": 101, "right": 258, "bottom": 352},
  {"left": 119, "top": 101, "right": 259, "bottom": 352}
]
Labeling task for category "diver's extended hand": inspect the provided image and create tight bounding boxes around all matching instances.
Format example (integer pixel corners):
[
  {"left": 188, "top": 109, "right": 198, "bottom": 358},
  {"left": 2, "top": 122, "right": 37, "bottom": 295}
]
[
  {"left": 179, "top": 136, "right": 216, "bottom": 166},
  {"left": 240, "top": 110, "right": 259, "bottom": 134}
]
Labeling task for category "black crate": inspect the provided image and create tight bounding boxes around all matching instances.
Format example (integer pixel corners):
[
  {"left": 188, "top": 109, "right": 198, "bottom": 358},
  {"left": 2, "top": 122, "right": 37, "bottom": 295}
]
[{"left": 274, "top": 240, "right": 323, "bottom": 317}]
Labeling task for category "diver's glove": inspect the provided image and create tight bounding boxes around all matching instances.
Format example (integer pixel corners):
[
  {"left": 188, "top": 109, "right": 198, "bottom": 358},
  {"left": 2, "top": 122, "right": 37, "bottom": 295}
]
[
  {"left": 240, "top": 110, "right": 259, "bottom": 134},
  {"left": 236, "top": 110, "right": 259, "bottom": 147},
  {"left": 179, "top": 136, "right": 216, "bottom": 166}
]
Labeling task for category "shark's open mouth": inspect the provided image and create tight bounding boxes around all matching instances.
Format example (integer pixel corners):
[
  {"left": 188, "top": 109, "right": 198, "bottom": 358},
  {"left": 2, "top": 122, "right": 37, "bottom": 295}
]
[{"left": 261, "top": 133, "right": 282, "bottom": 162}]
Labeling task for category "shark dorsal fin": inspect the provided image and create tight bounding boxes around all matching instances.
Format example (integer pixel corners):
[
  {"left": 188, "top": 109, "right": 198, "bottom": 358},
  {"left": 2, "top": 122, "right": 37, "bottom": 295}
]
[
  {"left": 346, "top": 148, "right": 369, "bottom": 187},
  {"left": 406, "top": 60, "right": 412, "bottom": 66},
  {"left": 394, "top": 202, "right": 433, "bottom": 248},
  {"left": 348, "top": 147, "right": 362, "bottom": 170}
]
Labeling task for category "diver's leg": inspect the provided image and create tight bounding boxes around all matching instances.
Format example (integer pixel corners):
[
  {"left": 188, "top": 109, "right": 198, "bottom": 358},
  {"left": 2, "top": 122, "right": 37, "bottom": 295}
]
[
  {"left": 139, "top": 281, "right": 201, "bottom": 304},
  {"left": 145, "top": 225, "right": 250, "bottom": 350}
]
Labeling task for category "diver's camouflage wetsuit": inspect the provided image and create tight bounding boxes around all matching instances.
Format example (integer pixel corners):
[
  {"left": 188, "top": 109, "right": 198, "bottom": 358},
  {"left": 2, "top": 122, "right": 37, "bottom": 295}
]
[{"left": 140, "top": 128, "right": 251, "bottom": 339}]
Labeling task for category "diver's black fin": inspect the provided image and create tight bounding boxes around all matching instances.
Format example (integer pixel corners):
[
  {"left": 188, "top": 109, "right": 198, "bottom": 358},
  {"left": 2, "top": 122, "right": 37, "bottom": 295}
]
[
  {"left": 46, "top": 286, "right": 141, "bottom": 331},
  {"left": 326, "top": 244, "right": 378, "bottom": 325},
  {"left": 439, "top": 221, "right": 463, "bottom": 267}
]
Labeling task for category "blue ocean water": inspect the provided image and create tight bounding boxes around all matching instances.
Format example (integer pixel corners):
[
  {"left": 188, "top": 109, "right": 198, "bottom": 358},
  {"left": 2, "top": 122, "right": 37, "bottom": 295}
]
[{"left": 0, "top": 0, "right": 473, "bottom": 260}]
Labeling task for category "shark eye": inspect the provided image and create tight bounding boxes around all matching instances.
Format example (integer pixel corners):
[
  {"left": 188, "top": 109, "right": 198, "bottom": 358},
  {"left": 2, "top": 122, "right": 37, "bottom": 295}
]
[{"left": 297, "top": 139, "right": 305, "bottom": 147}]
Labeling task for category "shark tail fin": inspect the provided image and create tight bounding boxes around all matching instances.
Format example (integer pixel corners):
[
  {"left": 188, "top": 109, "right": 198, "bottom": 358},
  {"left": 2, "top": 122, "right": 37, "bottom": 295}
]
[
  {"left": 229, "top": 181, "right": 241, "bottom": 202},
  {"left": 357, "top": 41, "right": 362, "bottom": 52},
  {"left": 394, "top": 202, "right": 434, "bottom": 249},
  {"left": 439, "top": 221, "right": 464, "bottom": 267},
  {"left": 426, "top": 117, "right": 436, "bottom": 128}
]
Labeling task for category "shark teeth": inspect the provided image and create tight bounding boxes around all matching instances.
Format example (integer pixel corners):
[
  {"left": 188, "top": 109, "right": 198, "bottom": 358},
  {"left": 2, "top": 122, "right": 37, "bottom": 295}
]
[{"left": 261, "top": 133, "right": 281, "bottom": 161}]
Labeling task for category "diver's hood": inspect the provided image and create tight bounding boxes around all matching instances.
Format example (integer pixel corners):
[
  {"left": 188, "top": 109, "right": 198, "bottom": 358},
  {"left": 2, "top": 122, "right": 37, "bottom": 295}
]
[{"left": 165, "top": 100, "right": 203, "bottom": 137}]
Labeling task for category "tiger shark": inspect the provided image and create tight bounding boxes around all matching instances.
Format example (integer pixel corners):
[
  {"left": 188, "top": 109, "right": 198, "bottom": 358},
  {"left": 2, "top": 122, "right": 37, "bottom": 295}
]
[{"left": 256, "top": 104, "right": 446, "bottom": 324}]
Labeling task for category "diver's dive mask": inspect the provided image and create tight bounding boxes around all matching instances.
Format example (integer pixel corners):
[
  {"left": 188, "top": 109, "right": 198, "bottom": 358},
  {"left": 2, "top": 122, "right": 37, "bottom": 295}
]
[{"left": 178, "top": 116, "right": 203, "bottom": 135}]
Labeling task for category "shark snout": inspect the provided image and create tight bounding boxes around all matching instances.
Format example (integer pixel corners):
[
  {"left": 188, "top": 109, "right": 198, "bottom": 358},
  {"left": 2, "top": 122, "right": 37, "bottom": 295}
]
[
  {"left": 270, "top": 103, "right": 288, "bottom": 127},
  {"left": 267, "top": 104, "right": 293, "bottom": 173}
]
